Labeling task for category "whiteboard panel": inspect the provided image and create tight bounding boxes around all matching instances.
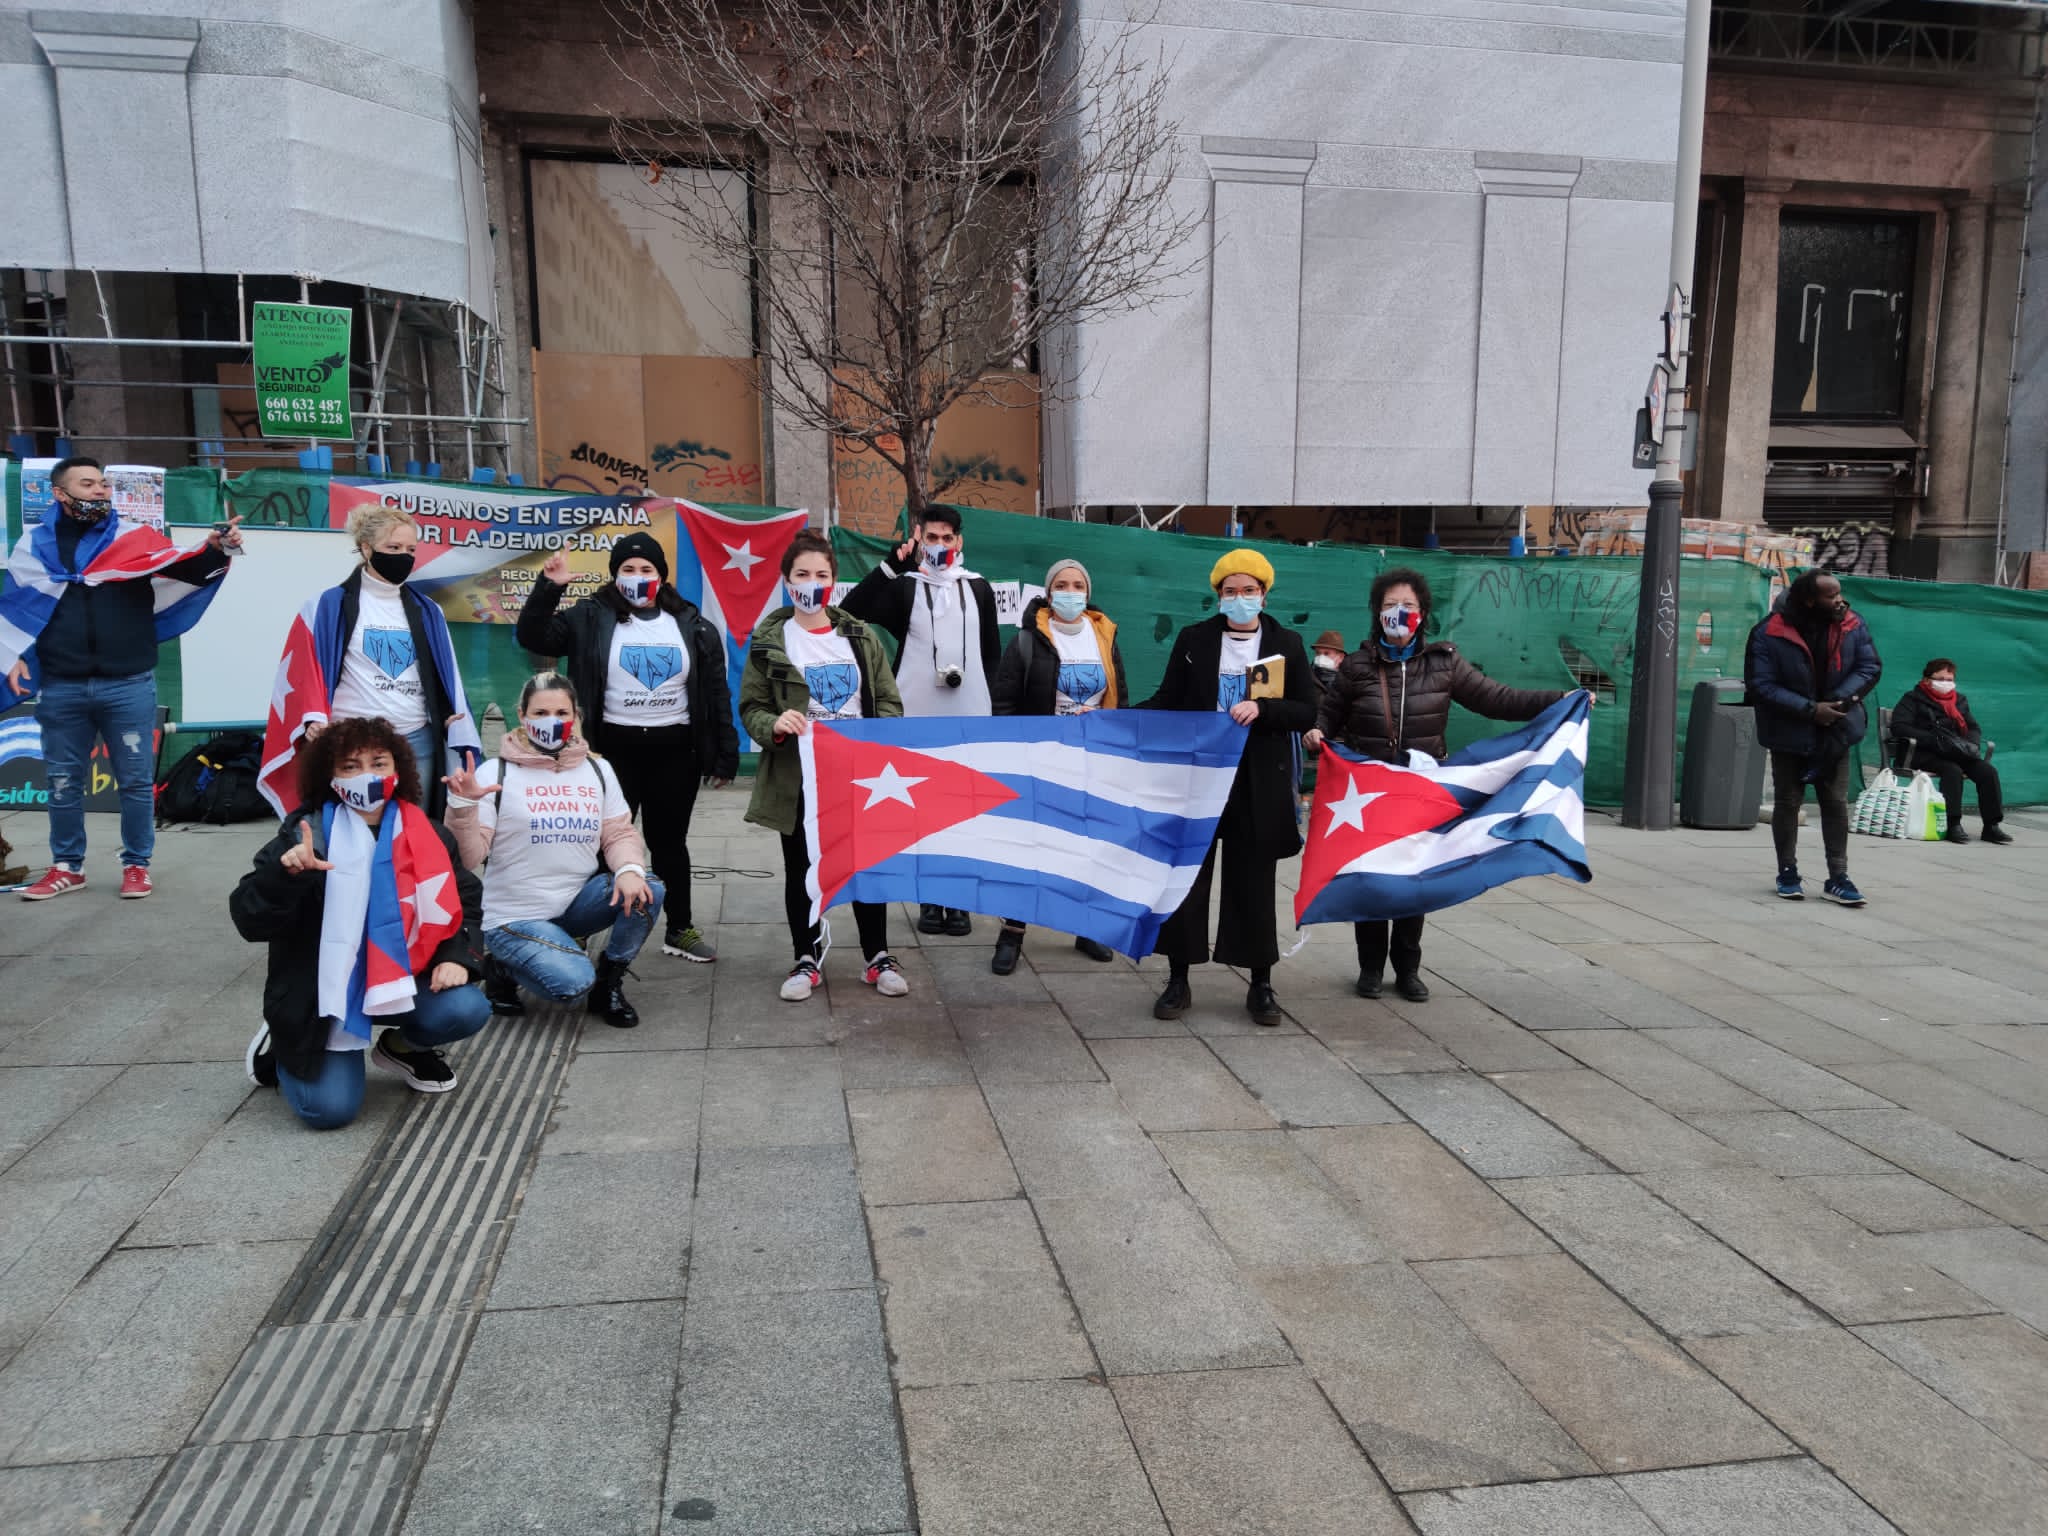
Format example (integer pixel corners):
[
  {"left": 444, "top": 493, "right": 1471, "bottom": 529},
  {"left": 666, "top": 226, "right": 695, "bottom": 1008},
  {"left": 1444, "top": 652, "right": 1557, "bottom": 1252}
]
[{"left": 177, "top": 527, "right": 359, "bottom": 725}]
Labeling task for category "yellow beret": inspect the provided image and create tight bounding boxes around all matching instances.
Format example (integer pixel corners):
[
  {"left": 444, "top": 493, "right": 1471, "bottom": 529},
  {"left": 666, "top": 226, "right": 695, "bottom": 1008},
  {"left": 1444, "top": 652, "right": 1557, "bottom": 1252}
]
[{"left": 1210, "top": 548, "right": 1275, "bottom": 591}]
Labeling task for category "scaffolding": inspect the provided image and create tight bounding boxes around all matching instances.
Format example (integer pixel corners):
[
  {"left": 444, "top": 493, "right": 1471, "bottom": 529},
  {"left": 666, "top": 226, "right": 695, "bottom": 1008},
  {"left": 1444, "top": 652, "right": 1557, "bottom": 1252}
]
[{"left": 0, "top": 269, "right": 527, "bottom": 480}]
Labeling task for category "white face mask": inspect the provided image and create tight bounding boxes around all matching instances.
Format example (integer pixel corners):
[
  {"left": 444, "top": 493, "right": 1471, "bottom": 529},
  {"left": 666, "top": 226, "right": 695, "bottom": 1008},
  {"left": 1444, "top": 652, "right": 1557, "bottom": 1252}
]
[
  {"left": 921, "top": 541, "right": 959, "bottom": 573},
  {"left": 1380, "top": 605, "right": 1420, "bottom": 644},
  {"left": 524, "top": 715, "right": 573, "bottom": 751},
  {"left": 1927, "top": 679, "right": 1956, "bottom": 695},
  {"left": 616, "top": 572, "right": 658, "bottom": 606},
  {"left": 1314, "top": 654, "right": 1339, "bottom": 673},
  {"left": 332, "top": 771, "right": 396, "bottom": 815},
  {"left": 789, "top": 580, "right": 829, "bottom": 614}
]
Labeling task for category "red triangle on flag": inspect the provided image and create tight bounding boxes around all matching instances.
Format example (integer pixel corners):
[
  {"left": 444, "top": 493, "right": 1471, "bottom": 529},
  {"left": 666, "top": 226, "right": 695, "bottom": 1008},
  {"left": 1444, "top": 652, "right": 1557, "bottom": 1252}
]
[
  {"left": 678, "top": 501, "right": 807, "bottom": 641},
  {"left": 1296, "top": 755, "right": 1465, "bottom": 922},
  {"left": 810, "top": 725, "right": 1019, "bottom": 910}
]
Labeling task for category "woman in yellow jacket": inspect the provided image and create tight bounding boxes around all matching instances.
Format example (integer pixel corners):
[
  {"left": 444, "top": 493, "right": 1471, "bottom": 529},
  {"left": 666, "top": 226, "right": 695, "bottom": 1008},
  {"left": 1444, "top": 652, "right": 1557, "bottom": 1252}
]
[{"left": 987, "top": 557, "right": 1128, "bottom": 974}]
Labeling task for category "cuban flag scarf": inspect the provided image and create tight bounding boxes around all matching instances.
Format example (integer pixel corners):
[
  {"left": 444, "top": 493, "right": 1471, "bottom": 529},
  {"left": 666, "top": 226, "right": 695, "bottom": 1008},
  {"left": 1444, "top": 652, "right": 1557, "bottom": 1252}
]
[
  {"left": 0, "top": 515, "right": 229, "bottom": 680},
  {"left": 316, "top": 797, "right": 464, "bottom": 1043}
]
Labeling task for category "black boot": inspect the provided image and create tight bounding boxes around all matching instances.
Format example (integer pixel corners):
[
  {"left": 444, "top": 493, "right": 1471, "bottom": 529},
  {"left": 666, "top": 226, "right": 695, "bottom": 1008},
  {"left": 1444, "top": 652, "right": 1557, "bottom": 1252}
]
[
  {"left": 917, "top": 903, "right": 947, "bottom": 935},
  {"left": 1075, "top": 937, "right": 1115, "bottom": 963},
  {"left": 1983, "top": 823, "right": 2014, "bottom": 845},
  {"left": 1246, "top": 982, "right": 1283, "bottom": 1026},
  {"left": 992, "top": 926, "right": 1025, "bottom": 976},
  {"left": 483, "top": 954, "right": 525, "bottom": 1016},
  {"left": 944, "top": 908, "right": 974, "bottom": 937},
  {"left": 1355, "top": 971, "right": 1384, "bottom": 1000},
  {"left": 1395, "top": 972, "right": 1431, "bottom": 1003},
  {"left": 1154, "top": 970, "right": 1192, "bottom": 1020},
  {"left": 586, "top": 955, "right": 639, "bottom": 1029}
]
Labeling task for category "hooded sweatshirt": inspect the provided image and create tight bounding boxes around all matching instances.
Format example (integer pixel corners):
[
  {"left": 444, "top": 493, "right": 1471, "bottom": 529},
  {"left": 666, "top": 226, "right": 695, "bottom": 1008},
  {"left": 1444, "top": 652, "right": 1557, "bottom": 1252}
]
[{"left": 445, "top": 732, "right": 647, "bottom": 930}]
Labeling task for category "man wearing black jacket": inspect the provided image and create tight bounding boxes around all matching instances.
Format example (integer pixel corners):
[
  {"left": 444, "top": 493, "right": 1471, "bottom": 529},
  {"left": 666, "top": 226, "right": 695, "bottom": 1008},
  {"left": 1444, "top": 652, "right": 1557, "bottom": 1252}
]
[
  {"left": 842, "top": 504, "right": 1001, "bottom": 937},
  {"left": 7, "top": 457, "right": 240, "bottom": 900}
]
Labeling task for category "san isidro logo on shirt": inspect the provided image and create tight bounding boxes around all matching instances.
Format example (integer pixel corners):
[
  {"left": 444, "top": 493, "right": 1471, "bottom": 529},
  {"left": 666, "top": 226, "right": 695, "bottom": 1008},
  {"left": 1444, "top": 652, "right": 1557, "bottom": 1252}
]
[
  {"left": 1057, "top": 663, "right": 1106, "bottom": 704},
  {"left": 620, "top": 645, "right": 684, "bottom": 692},
  {"left": 364, "top": 628, "right": 417, "bottom": 679},
  {"left": 804, "top": 664, "right": 859, "bottom": 716}
]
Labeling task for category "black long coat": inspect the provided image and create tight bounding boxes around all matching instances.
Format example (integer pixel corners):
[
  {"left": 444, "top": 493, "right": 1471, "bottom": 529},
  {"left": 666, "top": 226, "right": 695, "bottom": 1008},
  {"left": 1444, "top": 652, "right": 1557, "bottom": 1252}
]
[{"left": 1142, "top": 614, "right": 1317, "bottom": 859}]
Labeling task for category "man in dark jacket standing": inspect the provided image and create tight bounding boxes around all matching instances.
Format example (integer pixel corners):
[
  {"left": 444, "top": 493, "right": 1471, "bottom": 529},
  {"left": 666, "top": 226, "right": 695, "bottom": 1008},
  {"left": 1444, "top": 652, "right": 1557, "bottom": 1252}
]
[
  {"left": 1744, "top": 571, "right": 1881, "bottom": 905},
  {"left": 5, "top": 457, "right": 241, "bottom": 900}
]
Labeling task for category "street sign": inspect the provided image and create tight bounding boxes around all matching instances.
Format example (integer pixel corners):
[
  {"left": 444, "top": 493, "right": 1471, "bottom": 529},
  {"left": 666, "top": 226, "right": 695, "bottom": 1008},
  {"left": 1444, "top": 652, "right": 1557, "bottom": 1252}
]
[
  {"left": 252, "top": 302, "right": 354, "bottom": 441},
  {"left": 1663, "top": 284, "right": 1687, "bottom": 366},
  {"left": 1644, "top": 363, "right": 1669, "bottom": 445},
  {"left": 1633, "top": 409, "right": 1657, "bottom": 469}
]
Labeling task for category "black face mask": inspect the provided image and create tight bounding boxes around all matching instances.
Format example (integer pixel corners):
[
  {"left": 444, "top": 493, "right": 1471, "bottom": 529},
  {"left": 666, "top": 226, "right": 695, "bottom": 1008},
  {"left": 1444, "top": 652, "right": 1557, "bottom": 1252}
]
[{"left": 369, "top": 550, "right": 416, "bottom": 585}]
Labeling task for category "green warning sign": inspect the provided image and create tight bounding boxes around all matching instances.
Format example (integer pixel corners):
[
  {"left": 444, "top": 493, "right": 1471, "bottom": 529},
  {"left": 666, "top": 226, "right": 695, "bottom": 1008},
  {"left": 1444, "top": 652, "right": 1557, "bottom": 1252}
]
[{"left": 251, "top": 302, "right": 353, "bottom": 440}]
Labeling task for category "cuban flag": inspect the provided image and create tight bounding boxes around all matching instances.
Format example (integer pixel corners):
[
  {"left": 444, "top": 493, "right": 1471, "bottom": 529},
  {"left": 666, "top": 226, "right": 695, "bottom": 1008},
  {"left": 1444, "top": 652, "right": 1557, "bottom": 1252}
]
[
  {"left": 1296, "top": 691, "right": 1593, "bottom": 926},
  {"left": 799, "top": 711, "right": 1245, "bottom": 957},
  {"left": 258, "top": 586, "right": 483, "bottom": 817},
  {"left": 671, "top": 501, "right": 809, "bottom": 747},
  {"left": 0, "top": 515, "right": 229, "bottom": 684},
  {"left": 318, "top": 799, "right": 465, "bottom": 1041}
]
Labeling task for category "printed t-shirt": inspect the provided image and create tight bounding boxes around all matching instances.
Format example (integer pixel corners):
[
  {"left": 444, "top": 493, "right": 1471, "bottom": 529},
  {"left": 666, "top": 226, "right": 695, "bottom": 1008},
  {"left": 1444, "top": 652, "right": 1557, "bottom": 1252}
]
[
  {"left": 474, "top": 756, "right": 629, "bottom": 930},
  {"left": 605, "top": 609, "right": 691, "bottom": 726},
  {"left": 785, "top": 620, "right": 864, "bottom": 721},
  {"left": 1217, "top": 631, "right": 1262, "bottom": 712},
  {"left": 1050, "top": 622, "right": 1107, "bottom": 715},
  {"left": 331, "top": 578, "right": 428, "bottom": 732}
]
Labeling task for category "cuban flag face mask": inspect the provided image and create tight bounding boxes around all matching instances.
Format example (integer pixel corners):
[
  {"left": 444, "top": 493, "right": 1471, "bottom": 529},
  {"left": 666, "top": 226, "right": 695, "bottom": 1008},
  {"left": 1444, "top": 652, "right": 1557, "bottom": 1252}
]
[
  {"left": 332, "top": 771, "right": 398, "bottom": 815},
  {"left": 1379, "top": 604, "right": 1421, "bottom": 644},
  {"left": 616, "top": 571, "right": 659, "bottom": 606},
  {"left": 525, "top": 715, "right": 574, "bottom": 752}
]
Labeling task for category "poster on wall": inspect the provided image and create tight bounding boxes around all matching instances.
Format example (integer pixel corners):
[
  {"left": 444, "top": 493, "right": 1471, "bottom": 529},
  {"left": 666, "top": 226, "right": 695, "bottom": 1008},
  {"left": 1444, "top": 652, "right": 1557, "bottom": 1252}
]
[
  {"left": 252, "top": 302, "right": 354, "bottom": 441},
  {"left": 329, "top": 479, "right": 679, "bottom": 627},
  {"left": 0, "top": 699, "right": 160, "bottom": 813},
  {"left": 107, "top": 465, "right": 167, "bottom": 531},
  {"left": 20, "top": 458, "right": 56, "bottom": 527}
]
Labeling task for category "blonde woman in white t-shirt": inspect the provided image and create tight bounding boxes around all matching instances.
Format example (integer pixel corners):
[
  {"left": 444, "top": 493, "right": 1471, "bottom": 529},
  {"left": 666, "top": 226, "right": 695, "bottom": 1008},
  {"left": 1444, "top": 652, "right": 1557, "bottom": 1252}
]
[{"left": 443, "top": 673, "right": 663, "bottom": 1028}]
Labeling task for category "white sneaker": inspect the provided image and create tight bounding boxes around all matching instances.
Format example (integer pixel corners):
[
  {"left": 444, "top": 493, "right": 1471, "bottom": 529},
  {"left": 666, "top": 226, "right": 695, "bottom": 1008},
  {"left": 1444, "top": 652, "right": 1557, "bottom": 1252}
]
[
  {"left": 864, "top": 953, "right": 910, "bottom": 998},
  {"left": 780, "top": 960, "right": 821, "bottom": 1002}
]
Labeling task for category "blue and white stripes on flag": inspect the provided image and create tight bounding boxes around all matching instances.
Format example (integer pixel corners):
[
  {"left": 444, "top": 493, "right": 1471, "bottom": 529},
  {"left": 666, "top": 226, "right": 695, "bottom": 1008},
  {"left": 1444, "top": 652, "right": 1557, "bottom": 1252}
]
[
  {"left": 800, "top": 710, "right": 1246, "bottom": 958},
  {"left": 1296, "top": 691, "right": 1592, "bottom": 926}
]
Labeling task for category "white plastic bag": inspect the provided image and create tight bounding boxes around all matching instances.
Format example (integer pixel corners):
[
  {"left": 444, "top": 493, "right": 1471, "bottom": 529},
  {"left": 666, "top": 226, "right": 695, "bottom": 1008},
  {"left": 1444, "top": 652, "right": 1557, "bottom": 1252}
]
[
  {"left": 1903, "top": 770, "right": 1946, "bottom": 841},
  {"left": 1851, "top": 769, "right": 1909, "bottom": 839}
]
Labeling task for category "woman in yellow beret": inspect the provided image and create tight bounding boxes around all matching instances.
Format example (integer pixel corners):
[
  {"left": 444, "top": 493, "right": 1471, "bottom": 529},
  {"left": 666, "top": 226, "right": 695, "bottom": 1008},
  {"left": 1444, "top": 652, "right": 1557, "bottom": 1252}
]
[{"left": 1140, "top": 548, "right": 1317, "bottom": 1025}]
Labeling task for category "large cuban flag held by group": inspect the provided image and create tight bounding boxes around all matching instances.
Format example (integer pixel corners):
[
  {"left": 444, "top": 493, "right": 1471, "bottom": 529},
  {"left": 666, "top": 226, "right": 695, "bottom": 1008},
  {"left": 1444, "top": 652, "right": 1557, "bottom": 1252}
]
[
  {"left": 800, "top": 712, "right": 1246, "bottom": 957},
  {"left": 1296, "top": 691, "right": 1593, "bottom": 926},
  {"left": 670, "top": 501, "right": 809, "bottom": 747}
]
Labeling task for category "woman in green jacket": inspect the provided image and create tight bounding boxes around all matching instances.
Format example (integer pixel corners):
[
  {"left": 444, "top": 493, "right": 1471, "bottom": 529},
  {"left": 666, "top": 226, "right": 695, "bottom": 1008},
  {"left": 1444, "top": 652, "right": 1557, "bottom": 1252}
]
[{"left": 741, "top": 531, "right": 908, "bottom": 1003}]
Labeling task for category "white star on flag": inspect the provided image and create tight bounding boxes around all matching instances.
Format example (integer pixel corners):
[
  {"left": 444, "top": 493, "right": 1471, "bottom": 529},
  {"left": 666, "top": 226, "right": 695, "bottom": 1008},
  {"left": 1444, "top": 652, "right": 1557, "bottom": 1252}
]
[
  {"left": 1325, "top": 776, "right": 1380, "bottom": 834},
  {"left": 721, "top": 540, "right": 764, "bottom": 578},
  {"left": 402, "top": 871, "right": 455, "bottom": 940},
  {"left": 852, "top": 761, "right": 927, "bottom": 810}
]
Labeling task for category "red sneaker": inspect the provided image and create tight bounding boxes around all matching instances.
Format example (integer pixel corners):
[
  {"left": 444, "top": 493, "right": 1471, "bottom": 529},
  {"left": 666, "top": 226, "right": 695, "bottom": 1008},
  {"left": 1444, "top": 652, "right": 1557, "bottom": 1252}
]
[
  {"left": 120, "top": 865, "right": 153, "bottom": 899},
  {"left": 21, "top": 866, "right": 87, "bottom": 901}
]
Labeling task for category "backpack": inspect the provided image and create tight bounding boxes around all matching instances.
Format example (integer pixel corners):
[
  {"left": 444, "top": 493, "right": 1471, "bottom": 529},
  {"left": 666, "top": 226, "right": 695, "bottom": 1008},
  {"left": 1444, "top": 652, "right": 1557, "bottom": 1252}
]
[{"left": 156, "top": 730, "right": 273, "bottom": 825}]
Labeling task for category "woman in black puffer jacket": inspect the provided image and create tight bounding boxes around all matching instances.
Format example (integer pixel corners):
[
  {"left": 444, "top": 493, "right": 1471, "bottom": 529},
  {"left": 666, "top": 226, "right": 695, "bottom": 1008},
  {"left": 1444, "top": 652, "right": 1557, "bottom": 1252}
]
[
  {"left": 987, "top": 557, "right": 1130, "bottom": 974},
  {"left": 1306, "top": 567, "right": 1567, "bottom": 1003}
]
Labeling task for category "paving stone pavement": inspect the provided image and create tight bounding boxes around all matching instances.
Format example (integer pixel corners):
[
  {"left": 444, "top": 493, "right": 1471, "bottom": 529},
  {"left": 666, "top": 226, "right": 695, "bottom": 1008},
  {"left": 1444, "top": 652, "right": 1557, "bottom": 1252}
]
[{"left": 5, "top": 798, "right": 2048, "bottom": 1534}]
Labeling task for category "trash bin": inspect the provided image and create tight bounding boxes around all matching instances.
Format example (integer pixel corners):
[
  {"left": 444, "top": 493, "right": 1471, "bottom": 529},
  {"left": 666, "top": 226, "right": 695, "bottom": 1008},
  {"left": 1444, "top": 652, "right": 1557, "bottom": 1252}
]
[{"left": 1681, "top": 678, "right": 1766, "bottom": 830}]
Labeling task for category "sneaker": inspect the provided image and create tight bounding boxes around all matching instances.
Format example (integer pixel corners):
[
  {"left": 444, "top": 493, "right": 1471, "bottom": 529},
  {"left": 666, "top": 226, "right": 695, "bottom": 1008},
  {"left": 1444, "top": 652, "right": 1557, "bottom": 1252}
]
[
  {"left": 1822, "top": 876, "right": 1867, "bottom": 908},
  {"left": 21, "top": 865, "right": 86, "bottom": 901},
  {"left": 1983, "top": 824, "right": 2014, "bottom": 846},
  {"left": 119, "top": 865, "right": 153, "bottom": 899},
  {"left": 864, "top": 953, "right": 910, "bottom": 997},
  {"left": 370, "top": 1030, "right": 457, "bottom": 1093},
  {"left": 1775, "top": 868, "right": 1804, "bottom": 900},
  {"left": 244, "top": 1025, "right": 279, "bottom": 1089},
  {"left": 780, "top": 960, "right": 821, "bottom": 1002},
  {"left": 662, "top": 926, "right": 718, "bottom": 962}
]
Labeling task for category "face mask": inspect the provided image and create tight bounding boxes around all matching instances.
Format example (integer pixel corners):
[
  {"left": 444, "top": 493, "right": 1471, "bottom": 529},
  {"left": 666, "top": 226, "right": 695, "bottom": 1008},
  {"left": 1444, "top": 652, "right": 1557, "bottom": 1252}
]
[
  {"left": 1049, "top": 590, "right": 1088, "bottom": 622},
  {"left": 1314, "top": 654, "right": 1339, "bottom": 673},
  {"left": 62, "top": 496, "right": 113, "bottom": 526},
  {"left": 1927, "top": 679, "right": 1956, "bottom": 695},
  {"left": 615, "top": 572, "right": 658, "bottom": 606},
  {"left": 524, "top": 715, "right": 573, "bottom": 752},
  {"left": 1380, "top": 605, "right": 1420, "bottom": 643},
  {"left": 369, "top": 549, "right": 416, "bottom": 585},
  {"left": 1219, "top": 593, "right": 1263, "bottom": 626},
  {"left": 332, "top": 771, "right": 397, "bottom": 815},
  {"left": 921, "top": 541, "right": 958, "bottom": 572},
  {"left": 789, "top": 580, "right": 829, "bottom": 614}
]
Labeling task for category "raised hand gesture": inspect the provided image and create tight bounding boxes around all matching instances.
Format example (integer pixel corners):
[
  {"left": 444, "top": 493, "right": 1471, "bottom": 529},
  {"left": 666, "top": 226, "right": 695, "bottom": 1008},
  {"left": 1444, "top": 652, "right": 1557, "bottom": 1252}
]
[
  {"left": 280, "top": 820, "right": 334, "bottom": 876},
  {"left": 542, "top": 551, "right": 571, "bottom": 585},
  {"left": 443, "top": 763, "right": 499, "bottom": 802}
]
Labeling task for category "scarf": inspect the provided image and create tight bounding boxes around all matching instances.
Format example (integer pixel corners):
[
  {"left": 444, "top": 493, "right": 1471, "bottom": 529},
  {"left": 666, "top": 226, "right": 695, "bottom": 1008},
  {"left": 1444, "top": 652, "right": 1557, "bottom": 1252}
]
[
  {"left": 1919, "top": 680, "right": 1968, "bottom": 732},
  {"left": 0, "top": 514, "right": 228, "bottom": 678},
  {"left": 1376, "top": 634, "right": 1421, "bottom": 664},
  {"left": 316, "top": 799, "right": 463, "bottom": 1042}
]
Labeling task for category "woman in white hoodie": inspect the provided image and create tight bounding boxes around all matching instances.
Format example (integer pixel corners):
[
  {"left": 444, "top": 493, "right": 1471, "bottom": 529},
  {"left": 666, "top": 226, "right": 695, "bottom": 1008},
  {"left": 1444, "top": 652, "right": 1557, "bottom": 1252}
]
[{"left": 444, "top": 672, "right": 662, "bottom": 1027}]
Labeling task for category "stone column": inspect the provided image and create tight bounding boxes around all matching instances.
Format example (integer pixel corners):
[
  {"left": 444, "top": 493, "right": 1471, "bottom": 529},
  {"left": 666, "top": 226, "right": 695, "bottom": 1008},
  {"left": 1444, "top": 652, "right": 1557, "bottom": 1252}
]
[
  {"left": 1202, "top": 137, "right": 1315, "bottom": 506},
  {"left": 1696, "top": 180, "right": 1789, "bottom": 524},
  {"left": 1469, "top": 153, "right": 1579, "bottom": 506},
  {"left": 1967, "top": 197, "right": 2024, "bottom": 537},
  {"left": 1923, "top": 199, "right": 1989, "bottom": 535},
  {"left": 760, "top": 146, "right": 834, "bottom": 522}
]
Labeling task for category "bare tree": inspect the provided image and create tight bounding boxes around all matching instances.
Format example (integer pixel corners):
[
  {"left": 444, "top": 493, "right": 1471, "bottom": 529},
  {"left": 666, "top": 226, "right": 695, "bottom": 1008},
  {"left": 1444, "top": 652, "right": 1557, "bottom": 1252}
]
[{"left": 608, "top": 0, "right": 1193, "bottom": 519}]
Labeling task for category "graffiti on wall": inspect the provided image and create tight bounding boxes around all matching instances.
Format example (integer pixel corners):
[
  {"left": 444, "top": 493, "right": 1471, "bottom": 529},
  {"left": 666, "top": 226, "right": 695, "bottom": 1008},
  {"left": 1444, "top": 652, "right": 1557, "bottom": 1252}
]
[{"left": 1788, "top": 521, "right": 1890, "bottom": 577}]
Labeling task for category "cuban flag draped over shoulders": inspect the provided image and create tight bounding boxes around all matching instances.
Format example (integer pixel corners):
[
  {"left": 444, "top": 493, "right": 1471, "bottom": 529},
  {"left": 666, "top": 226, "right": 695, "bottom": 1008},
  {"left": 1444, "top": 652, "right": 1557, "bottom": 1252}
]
[
  {"left": 670, "top": 500, "right": 809, "bottom": 748},
  {"left": 1297, "top": 691, "right": 1593, "bottom": 927},
  {"left": 258, "top": 585, "right": 482, "bottom": 817},
  {"left": 0, "top": 515, "right": 229, "bottom": 683},
  {"left": 318, "top": 798, "right": 465, "bottom": 1042},
  {"left": 800, "top": 711, "right": 1245, "bottom": 958}
]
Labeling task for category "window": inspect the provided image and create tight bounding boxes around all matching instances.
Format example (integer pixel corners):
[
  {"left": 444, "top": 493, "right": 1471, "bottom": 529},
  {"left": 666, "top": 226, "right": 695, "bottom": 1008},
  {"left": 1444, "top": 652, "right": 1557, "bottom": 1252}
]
[{"left": 1772, "top": 213, "right": 1916, "bottom": 420}]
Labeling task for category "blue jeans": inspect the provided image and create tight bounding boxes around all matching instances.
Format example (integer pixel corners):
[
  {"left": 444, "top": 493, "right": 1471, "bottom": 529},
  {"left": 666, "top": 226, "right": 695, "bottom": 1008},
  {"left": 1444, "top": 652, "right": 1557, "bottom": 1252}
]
[
  {"left": 35, "top": 672, "right": 158, "bottom": 868},
  {"left": 277, "top": 982, "right": 493, "bottom": 1130},
  {"left": 403, "top": 723, "right": 439, "bottom": 784},
  {"left": 484, "top": 872, "right": 665, "bottom": 1002}
]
